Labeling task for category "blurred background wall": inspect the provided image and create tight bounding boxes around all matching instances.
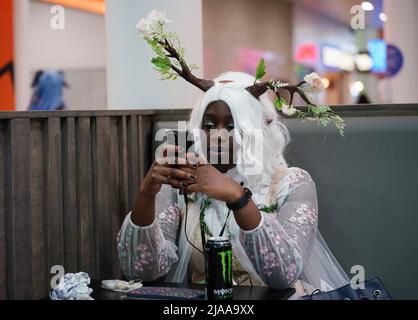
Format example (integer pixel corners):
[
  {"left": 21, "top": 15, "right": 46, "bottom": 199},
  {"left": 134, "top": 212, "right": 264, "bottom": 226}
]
[
  {"left": 105, "top": 0, "right": 204, "bottom": 110},
  {"left": 203, "top": 0, "right": 293, "bottom": 82},
  {"left": 3, "top": 0, "right": 418, "bottom": 110},
  {"left": 14, "top": 0, "right": 106, "bottom": 111},
  {"left": 0, "top": 0, "right": 15, "bottom": 111}
]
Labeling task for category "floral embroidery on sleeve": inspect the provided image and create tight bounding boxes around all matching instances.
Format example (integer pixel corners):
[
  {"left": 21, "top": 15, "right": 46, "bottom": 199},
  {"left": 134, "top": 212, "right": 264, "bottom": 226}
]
[
  {"left": 239, "top": 168, "right": 318, "bottom": 289},
  {"left": 286, "top": 203, "right": 318, "bottom": 240},
  {"left": 117, "top": 188, "right": 180, "bottom": 281},
  {"left": 158, "top": 202, "right": 181, "bottom": 242},
  {"left": 288, "top": 168, "right": 312, "bottom": 187},
  {"left": 134, "top": 244, "right": 154, "bottom": 273}
]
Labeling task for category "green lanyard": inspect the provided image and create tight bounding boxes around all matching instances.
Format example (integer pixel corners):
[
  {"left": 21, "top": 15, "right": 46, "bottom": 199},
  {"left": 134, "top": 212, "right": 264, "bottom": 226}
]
[{"left": 199, "top": 196, "right": 232, "bottom": 238}]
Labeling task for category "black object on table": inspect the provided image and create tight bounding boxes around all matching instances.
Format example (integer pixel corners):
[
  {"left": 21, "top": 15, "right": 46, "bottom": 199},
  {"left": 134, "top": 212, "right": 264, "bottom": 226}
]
[{"left": 91, "top": 280, "right": 295, "bottom": 300}]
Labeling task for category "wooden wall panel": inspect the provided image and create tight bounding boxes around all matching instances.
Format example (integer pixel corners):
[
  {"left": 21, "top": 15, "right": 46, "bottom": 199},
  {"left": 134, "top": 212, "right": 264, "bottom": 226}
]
[
  {"left": 0, "top": 110, "right": 189, "bottom": 299},
  {"left": 76, "top": 117, "right": 95, "bottom": 278},
  {"left": 30, "top": 119, "right": 47, "bottom": 299},
  {"left": 0, "top": 121, "right": 7, "bottom": 299},
  {"left": 9, "top": 119, "right": 33, "bottom": 299}
]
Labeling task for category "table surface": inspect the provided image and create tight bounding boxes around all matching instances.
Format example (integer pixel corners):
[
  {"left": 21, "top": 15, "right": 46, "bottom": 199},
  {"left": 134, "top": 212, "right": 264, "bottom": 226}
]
[{"left": 93, "top": 280, "right": 295, "bottom": 300}]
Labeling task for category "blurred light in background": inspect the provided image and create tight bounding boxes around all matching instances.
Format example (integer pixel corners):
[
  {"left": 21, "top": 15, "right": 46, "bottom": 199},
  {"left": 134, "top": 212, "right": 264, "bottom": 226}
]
[
  {"left": 322, "top": 46, "right": 355, "bottom": 72},
  {"left": 355, "top": 53, "right": 374, "bottom": 72},
  {"left": 351, "top": 81, "right": 365, "bottom": 97},
  {"left": 37, "top": 0, "right": 105, "bottom": 15},
  {"left": 379, "top": 12, "right": 388, "bottom": 22},
  {"left": 295, "top": 43, "right": 319, "bottom": 64},
  {"left": 361, "top": 1, "right": 375, "bottom": 11},
  {"left": 368, "top": 39, "right": 388, "bottom": 73},
  {"left": 322, "top": 78, "right": 330, "bottom": 89}
]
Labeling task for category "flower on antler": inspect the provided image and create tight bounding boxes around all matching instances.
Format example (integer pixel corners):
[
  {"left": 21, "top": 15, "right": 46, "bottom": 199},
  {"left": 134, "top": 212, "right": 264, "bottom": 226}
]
[
  {"left": 248, "top": 59, "right": 345, "bottom": 136},
  {"left": 136, "top": 10, "right": 171, "bottom": 37},
  {"left": 136, "top": 10, "right": 213, "bottom": 90},
  {"left": 304, "top": 72, "right": 325, "bottom": 93}
]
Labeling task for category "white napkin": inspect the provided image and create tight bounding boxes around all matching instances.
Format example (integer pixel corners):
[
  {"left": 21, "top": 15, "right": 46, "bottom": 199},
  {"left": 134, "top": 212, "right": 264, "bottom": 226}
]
[
  {"left": 50, "top": 272, "right": 93, "bottom": 300},
  {"left": 101, "top": 280, "right": 143, "bottom": 293}
]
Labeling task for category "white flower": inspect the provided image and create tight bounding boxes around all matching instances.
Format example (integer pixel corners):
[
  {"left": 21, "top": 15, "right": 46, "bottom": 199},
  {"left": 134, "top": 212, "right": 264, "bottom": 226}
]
[
  {"left": 136, "top": 18, "right": 153, "bottom": 36},
  {"left": 136, "top": 10, "right": 170, "bottom": 36},
  {"left": 304, "top": 72, "right": 325, "bottom": 93},
  {"left": 282, "top": 104, "right": 297, "bottom": 116},
  {"left": 148, "top": 10, "right": 170, "bottom": 25}
]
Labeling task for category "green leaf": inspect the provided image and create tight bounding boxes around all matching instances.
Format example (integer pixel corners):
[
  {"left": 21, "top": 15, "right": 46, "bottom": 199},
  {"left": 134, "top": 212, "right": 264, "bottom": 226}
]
[
  {"left": 151, "top": 56, "right": 171, "bottom": 71},
  {"left": 311, "top": 105, "right": 330, "bottom": 115},
  {"left": 274, "top": 98, "right": 282, "bottom": 111},
  {"left": 153, "top": 45, "right": 167, "bottom": 58},
  {"left": 273, "top": 96, "right": 287, "bottom": 112},
  {"left": 144, "top": 36, "right": 167, "bottom": 58},
  {"left": 260, "top": 203, "right": 279, "bottom": 213},
  {"left": 255, "top": 58, "right": 266, "bottom": 83},
  {"left": 144, "top": 36, "right": 156, "bottom": 46}
]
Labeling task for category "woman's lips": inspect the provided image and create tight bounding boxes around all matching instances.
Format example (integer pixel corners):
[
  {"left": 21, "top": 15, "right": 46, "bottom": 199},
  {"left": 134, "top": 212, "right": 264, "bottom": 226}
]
[
  {"left": 208, "top": 147, "right": 228, "bottom": 153},
  {"left": 207, "top": 149, "right": 229, "bottom": 158}
]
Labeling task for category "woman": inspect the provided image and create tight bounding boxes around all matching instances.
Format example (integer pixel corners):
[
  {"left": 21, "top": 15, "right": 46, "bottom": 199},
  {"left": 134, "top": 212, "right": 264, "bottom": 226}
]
[{"left": 117, "top": 71, "right": 349, "bottom": 296}]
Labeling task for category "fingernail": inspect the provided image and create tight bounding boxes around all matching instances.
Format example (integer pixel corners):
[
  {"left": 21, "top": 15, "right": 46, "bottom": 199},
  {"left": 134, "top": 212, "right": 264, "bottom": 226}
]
[{"left": 190, "top": 174, "right": 197, "bottom": 181}]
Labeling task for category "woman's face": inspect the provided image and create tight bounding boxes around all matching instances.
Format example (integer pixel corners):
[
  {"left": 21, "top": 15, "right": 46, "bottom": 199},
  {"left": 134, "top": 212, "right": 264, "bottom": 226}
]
[{"left": 201, "top": 100, "right": 237, "bottom": 173}]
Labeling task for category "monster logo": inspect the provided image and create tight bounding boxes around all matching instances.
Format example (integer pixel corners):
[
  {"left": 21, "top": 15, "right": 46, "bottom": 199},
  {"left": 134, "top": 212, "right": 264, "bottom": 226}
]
[{"left": 217, "top": 250, "right": 232, "bottom": 283}]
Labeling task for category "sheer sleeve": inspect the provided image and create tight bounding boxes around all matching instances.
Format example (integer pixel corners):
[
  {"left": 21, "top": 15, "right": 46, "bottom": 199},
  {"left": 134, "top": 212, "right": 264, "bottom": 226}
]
[
  {"left": 117, "top": 185, "right": 181, "bottom": 281},
  {"left": 239, "top": 168, "right": 318, "bottom": 289}
]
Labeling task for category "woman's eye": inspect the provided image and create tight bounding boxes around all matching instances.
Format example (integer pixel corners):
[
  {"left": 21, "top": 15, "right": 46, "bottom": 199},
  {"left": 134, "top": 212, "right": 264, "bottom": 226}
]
[
  {"left": 226, "top": 124, "right": 235, "bottom": 131},
  {"left": 203, "top": 123, "right": 215, "bottom": 129}
]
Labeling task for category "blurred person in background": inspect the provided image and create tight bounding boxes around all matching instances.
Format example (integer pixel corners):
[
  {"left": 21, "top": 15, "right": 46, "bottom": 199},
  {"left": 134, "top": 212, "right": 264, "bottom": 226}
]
[{"left": 29, "top": 70, "right": 67, "bottom": 111}]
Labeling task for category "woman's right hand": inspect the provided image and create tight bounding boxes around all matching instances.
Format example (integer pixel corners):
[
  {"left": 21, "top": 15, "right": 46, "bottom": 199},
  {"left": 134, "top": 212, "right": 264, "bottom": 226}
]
[
  {"left": 139, "top": 145, "right": 198, "bottom": 195},
  {"left": 132, "top": 145, "right": 198, "bottom": 226}
]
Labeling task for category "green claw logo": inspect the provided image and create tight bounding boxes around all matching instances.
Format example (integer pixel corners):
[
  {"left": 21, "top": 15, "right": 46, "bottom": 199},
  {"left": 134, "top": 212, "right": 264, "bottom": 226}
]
[{"left": 218, "top": 250, "right": 232, "bottom": 283}]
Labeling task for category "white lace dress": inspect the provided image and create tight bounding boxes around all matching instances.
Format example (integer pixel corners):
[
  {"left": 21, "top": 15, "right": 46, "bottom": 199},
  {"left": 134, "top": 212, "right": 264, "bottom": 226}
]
[{"left": 117, "top": 166, "right": 349, "bottom": 296}]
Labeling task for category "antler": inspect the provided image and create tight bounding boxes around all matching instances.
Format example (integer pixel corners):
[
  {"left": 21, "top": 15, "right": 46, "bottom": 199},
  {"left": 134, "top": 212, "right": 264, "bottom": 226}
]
[
  {"left": 159, "top": 39, "right": 214, "bottom": 92},
  {"left": 246, "top": 81, "right": 316, "bottom": 106}
]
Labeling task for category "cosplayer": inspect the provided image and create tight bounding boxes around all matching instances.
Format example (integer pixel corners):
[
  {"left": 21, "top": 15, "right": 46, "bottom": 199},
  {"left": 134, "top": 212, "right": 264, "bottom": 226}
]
[{"left": 117, "top": 10, "right": 348, "bottom": 297}]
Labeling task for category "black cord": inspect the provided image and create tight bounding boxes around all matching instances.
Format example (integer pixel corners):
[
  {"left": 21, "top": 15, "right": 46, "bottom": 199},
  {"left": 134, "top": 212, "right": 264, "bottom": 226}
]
[
  {"left": 219, "top": 210, "right": 231, "bottom": 237},
  {"left": 219, "top": 181, "right": 244, "bottom": 237},
  {"left": 184, "top": 195, "right": 204, "bottom": 254},
  {"left": 236, "top": 275, "right": 254, "bottom": 287},
  {"left": 237, "top": 276, "right": 250, "bottom": 286}
]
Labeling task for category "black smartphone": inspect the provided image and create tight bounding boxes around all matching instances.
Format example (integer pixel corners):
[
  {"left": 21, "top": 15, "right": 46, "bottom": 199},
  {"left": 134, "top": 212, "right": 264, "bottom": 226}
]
[{"left": 164, "top": 129, "right": 195, "bottom": 154}]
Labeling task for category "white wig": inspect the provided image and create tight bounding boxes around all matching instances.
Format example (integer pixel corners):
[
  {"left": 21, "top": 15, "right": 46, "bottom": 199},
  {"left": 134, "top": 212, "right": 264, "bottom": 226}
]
[{"left": 188, "top": 71, "right": 290, "bottom": 189}]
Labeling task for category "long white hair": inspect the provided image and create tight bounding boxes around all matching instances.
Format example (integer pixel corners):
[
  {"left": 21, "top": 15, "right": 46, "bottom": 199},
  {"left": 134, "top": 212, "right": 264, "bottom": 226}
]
[
  {"left": 188, "top": 71, "right": 290, "bottom": 189},
  {"left": 168, "top": 72, "right": 350, "bottom": 290}
]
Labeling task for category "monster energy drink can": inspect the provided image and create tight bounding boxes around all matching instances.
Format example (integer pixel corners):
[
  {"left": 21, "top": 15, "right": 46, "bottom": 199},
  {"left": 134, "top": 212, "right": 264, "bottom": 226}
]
[{"left": 205, "top": 236, "right": 233, "bottom": 300}]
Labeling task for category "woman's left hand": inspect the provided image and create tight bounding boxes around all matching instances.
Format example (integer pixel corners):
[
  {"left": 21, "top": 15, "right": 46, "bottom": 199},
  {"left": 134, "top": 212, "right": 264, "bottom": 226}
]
[{"left": 182, "top": 164, "right": 244, "bottom": 203}]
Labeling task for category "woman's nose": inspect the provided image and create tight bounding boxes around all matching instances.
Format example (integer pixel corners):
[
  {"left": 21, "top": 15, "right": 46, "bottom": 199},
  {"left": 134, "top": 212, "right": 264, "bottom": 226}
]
[{"left": 209, "top": 128, "right": 229, "bottom": 146}]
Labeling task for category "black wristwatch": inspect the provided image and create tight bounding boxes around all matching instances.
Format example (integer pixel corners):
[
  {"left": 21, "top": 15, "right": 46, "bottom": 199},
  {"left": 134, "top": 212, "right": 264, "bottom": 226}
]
[{"left": 226, "top": 187, "right": 252, "bottom": 211}]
